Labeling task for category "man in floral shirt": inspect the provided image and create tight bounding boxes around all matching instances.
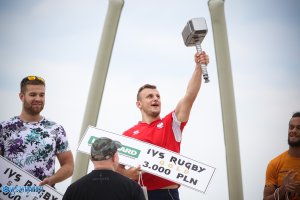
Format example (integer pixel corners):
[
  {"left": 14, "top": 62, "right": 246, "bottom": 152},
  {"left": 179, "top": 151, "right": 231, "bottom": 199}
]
[{"left": 0, "top": 76, "right": 74, "bottom": 187}]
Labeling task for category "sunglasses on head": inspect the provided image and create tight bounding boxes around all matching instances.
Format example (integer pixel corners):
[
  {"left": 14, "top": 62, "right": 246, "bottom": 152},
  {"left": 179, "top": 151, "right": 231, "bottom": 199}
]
[
  {"left": 21, "top": 76, "right": 45, "bottom": 89},
  {"left": 25, "top": 76, "right": 45, "bottom": 83}
]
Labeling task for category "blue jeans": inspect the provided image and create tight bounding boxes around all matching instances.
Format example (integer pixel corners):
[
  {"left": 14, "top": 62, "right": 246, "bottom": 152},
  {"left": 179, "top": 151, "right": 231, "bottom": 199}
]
[{"left": 147, "top": 189, "right": 180, "bottom": 200}]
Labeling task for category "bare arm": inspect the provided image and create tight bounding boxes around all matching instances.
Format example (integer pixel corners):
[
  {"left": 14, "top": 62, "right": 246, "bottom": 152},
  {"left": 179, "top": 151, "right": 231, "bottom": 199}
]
[
  {"left": 116, "top": 164, "right": 140, "bottom": 180},
  {"left": 39, "top": 151, "right": 74, "bottom": 186},
  {"left": 175, "top": 51, "right": 209, "bottom": 122}
]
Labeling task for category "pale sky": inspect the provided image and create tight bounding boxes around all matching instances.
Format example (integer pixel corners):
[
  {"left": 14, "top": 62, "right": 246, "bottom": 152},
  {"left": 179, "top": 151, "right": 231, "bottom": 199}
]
[{"left": 0, "top": 0, "right": 299, "bottom": 199}]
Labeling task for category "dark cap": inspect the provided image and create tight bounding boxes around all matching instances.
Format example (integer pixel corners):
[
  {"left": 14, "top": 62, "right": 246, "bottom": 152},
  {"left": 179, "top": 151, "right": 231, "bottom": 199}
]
[{"left": 91, "top": 137, "right": 122, "bottom": 161}]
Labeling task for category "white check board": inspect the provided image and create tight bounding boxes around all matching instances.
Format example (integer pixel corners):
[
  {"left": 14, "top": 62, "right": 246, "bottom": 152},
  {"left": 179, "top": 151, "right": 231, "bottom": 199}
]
[{"left": 77, "top": 126, "right": 216, "bottom": 193}]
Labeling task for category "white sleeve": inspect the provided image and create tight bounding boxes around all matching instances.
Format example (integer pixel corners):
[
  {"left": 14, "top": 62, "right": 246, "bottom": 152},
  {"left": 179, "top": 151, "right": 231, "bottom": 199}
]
[{"left": 172, "top": 112, "right": 182, "bottom": 142}]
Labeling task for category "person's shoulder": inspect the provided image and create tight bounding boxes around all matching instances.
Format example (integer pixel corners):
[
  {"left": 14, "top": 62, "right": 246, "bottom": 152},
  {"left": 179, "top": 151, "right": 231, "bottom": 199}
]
[
  {"left": 269, "top": 151, "right": 288, "bottom": 164},
  {"left": 68, "top": 173, "right": 91, "bottom": 188},
  {"left": 123, "top": 123, "right": 140, "bottom": 135},
  {"left": 0, "top": 116, "right": 20, "bottom": 126},
  {"left": 40, "top": 117, "right": 65, "bottom": 129},
  {"left": 41, "top": 117, "right": 58, "bottom": 125},
  {"left": 160, "top": 111, "right": 175, "bottom": 124},
  {"left": 121, "top": 175, "right": 140, "bottom": 187},
  {"left": 162, "top": 111, "right": 174, "bottom": 119},
  {"left": 113, "top": 171, "right": 137, "bottom": 183},
  {"left": 275, "top": 151, "right": 288, "bottom": 159}
]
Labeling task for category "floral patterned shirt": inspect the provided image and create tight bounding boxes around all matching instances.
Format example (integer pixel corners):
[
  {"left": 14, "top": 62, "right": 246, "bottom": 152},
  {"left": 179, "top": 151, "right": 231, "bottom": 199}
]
[{"left": 0, "top": 116, "right": 70, "bottom": 181}]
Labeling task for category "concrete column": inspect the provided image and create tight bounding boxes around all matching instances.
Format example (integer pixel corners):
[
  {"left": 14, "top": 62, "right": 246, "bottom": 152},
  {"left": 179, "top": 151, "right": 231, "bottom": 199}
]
[
  {"left": 208, "top": 0, "right": 244, "bottom": 199},
  {"left": 72, "top": 0, "right": 124, "bottom": 182}
]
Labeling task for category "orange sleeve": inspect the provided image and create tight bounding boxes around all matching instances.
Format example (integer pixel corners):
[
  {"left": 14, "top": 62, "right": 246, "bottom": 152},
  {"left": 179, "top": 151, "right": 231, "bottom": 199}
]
[{"left": 265, "top": 159, "right": 278, "bottom": 187}]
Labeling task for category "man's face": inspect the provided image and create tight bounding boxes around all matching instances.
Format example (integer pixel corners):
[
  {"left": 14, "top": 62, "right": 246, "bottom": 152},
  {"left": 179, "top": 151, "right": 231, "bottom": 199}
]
[
  {"left": 137, "top": 88, "right": 161, "bottom": 118},
  {"left": 288, "top": 117, "right": 300, "bottom": 147},
  {"left": 20, "top": 84, "right": 45, "bottom": 116}
]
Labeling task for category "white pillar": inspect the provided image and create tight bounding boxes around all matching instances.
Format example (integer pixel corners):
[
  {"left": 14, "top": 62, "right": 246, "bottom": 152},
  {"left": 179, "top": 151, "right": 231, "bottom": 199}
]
[
  {"left": 208, "top": 0, "right": 244, "bottom": 199},
  {"left": 72, "top": 0, "right": 124, "bottom": 182}
]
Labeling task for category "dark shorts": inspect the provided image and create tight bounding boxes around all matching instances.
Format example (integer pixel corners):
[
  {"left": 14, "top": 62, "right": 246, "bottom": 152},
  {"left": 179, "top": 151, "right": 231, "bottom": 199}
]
[{"left": 147, "top": 189, "right": 180, "bottom": 200}]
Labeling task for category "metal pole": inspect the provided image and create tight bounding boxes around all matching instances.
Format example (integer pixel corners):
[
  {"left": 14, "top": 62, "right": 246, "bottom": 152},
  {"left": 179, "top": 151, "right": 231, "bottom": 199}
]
[
  {"left": 208, "top": 0, "right": 244, "bottom": 199},
  {"left": 72, "top": 0, "right": 124, "bottom": 182}
]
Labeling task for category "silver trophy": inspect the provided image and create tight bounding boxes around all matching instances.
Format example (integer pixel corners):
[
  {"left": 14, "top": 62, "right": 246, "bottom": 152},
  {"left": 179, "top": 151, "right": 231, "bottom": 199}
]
[{"left": 182, "top": 18, "right": 209, "bottom": 83}]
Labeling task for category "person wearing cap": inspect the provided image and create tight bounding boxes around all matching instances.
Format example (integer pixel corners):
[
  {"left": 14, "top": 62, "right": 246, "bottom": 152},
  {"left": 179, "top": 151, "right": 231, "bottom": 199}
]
[
  {"left": 63, "top": 137, "right": 146, "bottom": 200},
  {"left": 0, "top": 75, "right": 74, "bottom": 187},
  {"left": 117, "top": 52, "right": 209, "bottom": 200}
]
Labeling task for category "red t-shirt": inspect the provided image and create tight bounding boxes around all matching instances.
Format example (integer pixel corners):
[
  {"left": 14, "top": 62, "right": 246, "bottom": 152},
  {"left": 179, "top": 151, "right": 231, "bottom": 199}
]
[{"left": 123, "top": 111, "right": 187, "bottom": 190}]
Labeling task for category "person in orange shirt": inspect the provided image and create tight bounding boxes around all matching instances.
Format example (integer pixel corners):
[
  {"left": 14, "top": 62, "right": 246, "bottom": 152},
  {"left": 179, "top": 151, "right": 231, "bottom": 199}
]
[{"left": 263, "top": 112, "right": 300, "bottom": 200}]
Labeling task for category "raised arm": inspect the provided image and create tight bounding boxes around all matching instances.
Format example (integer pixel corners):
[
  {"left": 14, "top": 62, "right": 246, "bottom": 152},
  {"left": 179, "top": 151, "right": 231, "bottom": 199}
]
[{"left": 175, "top": 51, "right": 209, "bottom": 122}]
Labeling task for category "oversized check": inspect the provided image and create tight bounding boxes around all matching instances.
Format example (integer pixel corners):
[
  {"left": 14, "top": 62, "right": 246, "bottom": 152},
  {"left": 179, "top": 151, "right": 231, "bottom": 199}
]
[
  {"left": 77, "top": 126, "right": 216, "bottom": 193},
  {"left": 0, "top": 156, "right": 62, "bottom": 200}
]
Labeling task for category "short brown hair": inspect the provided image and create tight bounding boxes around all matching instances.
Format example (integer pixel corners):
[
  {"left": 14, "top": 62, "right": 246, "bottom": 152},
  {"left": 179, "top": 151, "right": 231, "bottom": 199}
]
[
  {"left": 20, "top": 76, "right": 45, "bottom": 93},
  {"left": 137, "top": 84, "right": 156, "bottom": 100},
  {"left": 292, "top": 112, "right": 300, "bottom": 118}
]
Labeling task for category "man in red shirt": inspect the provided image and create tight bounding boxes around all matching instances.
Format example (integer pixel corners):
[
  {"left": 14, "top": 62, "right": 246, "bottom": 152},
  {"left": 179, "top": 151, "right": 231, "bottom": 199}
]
[{"left": 117, "top": 51, "right": 209, "bottom": 200}]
